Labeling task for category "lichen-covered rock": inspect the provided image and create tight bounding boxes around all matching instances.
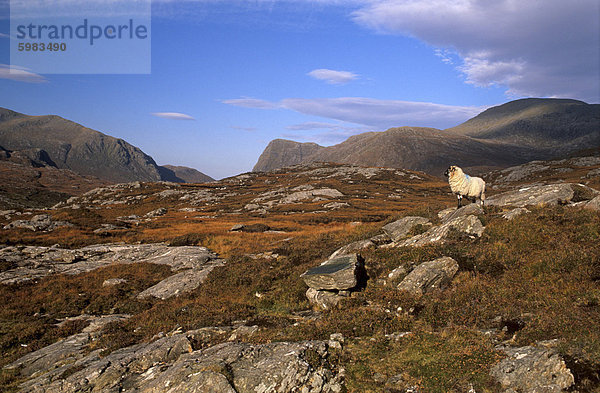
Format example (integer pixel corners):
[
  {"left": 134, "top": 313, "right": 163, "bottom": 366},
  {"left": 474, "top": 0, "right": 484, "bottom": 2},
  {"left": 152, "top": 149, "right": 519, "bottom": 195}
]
[
  {"left": 490, "top": 344, "right": 574, "bottom": 392},
  {"left": 17, "top": 335, "right": 344, "bottom": 393},
  {"left": 395, "top": 215, "right": 484, "bottom": 248},
  {"left": 486, "top": 183, "right": 598, "bottom": 207},
  {"left": 397, "top": 257, "right": 459, "bottom": 296},
  {"left": 301, "top": 254, "right": 364, "bottom": 291},
  {"left": 5, "top": 315, "right": 131, "bottom": 381},
  {"left": 382, "top": 216, "right": 431, "bottom": 242},
  {"left": 0, "top": 243, "right": 222, "bottom": 285}
]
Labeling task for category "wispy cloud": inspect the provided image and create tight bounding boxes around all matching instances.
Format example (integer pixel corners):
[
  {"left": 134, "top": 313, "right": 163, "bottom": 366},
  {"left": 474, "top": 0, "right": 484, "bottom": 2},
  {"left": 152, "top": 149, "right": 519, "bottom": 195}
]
[
  {"left": 151, "top": 112, "right": 195, "bottom": 120},
  {"left": 231, "top": 126, "right": 258, "bottom": 132},
  {"left": 284, "top": 121, "right": 372, "bottom": 145},
  {"left": 307, "top": 69, "right": 359, "bottom": 85},
  {"left": 352, "top": 0, "right": 599, "bottom": 102},
  {"left": 0, "top": 64, "right": 47, "bottom": 83},
  {"left": 221, "top": 98, "right": 279, "bottom": 109},
  {"left": 224, "top": 96, "right": 484, "bottom": 129}
]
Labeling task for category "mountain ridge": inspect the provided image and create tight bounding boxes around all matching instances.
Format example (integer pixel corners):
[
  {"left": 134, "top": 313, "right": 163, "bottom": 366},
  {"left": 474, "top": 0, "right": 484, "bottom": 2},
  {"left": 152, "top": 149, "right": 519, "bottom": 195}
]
[
  {"left": 0, "top": 108, "right": 212, "bottom": 184},
  {"left": 253, "top": 98, "right": 600, "bottom": 175}
]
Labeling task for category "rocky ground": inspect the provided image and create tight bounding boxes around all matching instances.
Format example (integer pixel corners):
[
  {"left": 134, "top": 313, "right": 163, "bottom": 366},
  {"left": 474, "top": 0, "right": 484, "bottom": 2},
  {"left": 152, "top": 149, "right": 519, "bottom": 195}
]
[{"left": 1, "top": 155, "right": 599, "bottom": 392}]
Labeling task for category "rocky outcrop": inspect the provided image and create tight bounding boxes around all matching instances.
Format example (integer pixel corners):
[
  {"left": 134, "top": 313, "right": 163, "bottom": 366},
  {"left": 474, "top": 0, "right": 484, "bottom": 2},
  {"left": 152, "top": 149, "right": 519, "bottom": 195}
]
[
  {"left": 14, "top": 330, "right": 344, "bottom": 393},
  {"left": 382, "top": 216, "right": 431, "bottom": 242},
  {"left": 486, "top": 183, "right": 598, "bottom": 207},
  {"left": 0, "top": 244, "right": 224, "bottom": 290},
  {"left": 440, "top": 203, "right": 483, "bottom": 223},
  {"left": 397, "top": 257, "right": 459, "bottom": 296},
  {"left": 491, "top": 343, "right": 574, "bottom": 392},
  {"left": 394, "top": 214, "right": 484, "bottom": 248},
  {"left": 5, "top": 314, "right": 131, "bottom": 381},
  {"left": 3, "top": 214, "right": 73, "bottom": 232}
]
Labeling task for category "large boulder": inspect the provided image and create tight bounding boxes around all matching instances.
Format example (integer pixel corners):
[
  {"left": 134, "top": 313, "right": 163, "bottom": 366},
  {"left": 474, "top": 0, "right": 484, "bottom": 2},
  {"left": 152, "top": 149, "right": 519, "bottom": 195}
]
[
  {"left": 491, "top": 344, "right": 574, "bottom": 392},
  {"left": 301, "top": 254, "right": 364, "bottom": 291},
  {"left": 397, "top": 257, "right": 459, "bottom": 296},
  {"left": 382, "top": 216, "right": 431, "bottom": 242}
]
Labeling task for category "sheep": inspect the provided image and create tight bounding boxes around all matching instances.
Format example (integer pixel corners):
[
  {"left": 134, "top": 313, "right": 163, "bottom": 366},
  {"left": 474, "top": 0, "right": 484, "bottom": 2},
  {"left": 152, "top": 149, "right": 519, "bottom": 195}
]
[{"left": 444, "top": 165, "right": 486, "bottom": 208}]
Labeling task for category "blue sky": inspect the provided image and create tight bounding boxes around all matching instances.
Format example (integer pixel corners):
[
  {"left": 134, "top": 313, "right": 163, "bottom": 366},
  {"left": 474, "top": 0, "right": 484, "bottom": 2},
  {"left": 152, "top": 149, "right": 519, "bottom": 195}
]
[{"left": 1, "top": 0, "right": 598, "bottom": 179}]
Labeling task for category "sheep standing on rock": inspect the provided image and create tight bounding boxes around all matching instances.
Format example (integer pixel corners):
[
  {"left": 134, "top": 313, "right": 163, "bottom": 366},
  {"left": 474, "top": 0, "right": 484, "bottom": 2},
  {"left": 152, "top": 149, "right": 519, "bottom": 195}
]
[{"left": 444, "top": 165, "right": 486, "bottom": 208}]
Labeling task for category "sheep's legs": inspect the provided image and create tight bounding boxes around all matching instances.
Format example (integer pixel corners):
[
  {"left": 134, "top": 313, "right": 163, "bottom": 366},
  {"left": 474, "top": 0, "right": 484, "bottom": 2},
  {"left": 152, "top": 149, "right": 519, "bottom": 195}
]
[{"left": 457, "top": 195, "right": 462, "bottom": 208}]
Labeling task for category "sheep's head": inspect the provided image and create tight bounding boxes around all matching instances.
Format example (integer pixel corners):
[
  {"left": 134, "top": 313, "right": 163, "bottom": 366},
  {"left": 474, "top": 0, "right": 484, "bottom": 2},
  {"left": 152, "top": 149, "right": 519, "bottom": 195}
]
[{"left": 444, "top": 165, "right": 463, "bottom": 178}]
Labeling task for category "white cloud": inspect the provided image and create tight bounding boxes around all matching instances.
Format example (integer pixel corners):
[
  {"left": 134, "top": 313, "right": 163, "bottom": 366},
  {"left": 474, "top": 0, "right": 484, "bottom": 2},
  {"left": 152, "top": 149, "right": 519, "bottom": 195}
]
[
  {"left": 224, "top": 96, "right": 484, "bottom": 129},
  {"left": 221, "top": 98, "right": 279, "bottom": 109},
  {"left": 0, "top": 64, "right": 47, "bottom": 83},
  {"left": 151, "top": 112, "right": 195, "bottom": 120},
  {"left": 307, "top": 69, "right": 359, "bottom": 84},
  {"left": 352, "top": 0, "right": 600, "bottom": 102}
]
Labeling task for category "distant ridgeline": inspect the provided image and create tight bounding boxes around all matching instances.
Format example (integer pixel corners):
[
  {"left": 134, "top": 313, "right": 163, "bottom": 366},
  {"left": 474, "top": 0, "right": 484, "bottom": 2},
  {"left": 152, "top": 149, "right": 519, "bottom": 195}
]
[
  {"left": 0, "top": 107, "right": 214, "bottom": 183},
  {"left": 254, "top": 98, "right": 600, "bottom": 176}
]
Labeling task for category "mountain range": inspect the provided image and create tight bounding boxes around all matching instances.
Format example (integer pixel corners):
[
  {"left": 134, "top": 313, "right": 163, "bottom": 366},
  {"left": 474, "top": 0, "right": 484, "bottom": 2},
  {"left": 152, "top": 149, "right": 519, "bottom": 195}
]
[
  {"left": 0, "top": 108, "right": 214, "bottom": 184},
  {"left": 253, "top": 98, "right": 600, "bottom": 175}
]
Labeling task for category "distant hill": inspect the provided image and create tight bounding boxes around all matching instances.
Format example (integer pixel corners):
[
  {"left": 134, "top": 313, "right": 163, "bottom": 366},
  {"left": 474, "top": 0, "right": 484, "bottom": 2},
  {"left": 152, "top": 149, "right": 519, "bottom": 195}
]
[
  {"left": 0, "top": 108, "right": 210, "bottom": 184},
  {"left": 253, "top": 98, "right": 600, "bottom": 175},
  {"left": 253, "top": 139, "right": 324, "bottom": 172},
  {"left": 161, "top": 165, "right": 214, "bottom": 183},
  {"left": 447, "top": 98, "right": 600, "bottom": 150}
]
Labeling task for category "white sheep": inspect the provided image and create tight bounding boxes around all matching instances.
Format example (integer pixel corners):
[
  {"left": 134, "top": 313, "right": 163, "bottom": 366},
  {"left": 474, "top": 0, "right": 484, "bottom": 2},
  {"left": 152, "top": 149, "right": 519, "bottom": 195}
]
[{"left": 444, "top": 165, "right": 486, "bottom": 208}]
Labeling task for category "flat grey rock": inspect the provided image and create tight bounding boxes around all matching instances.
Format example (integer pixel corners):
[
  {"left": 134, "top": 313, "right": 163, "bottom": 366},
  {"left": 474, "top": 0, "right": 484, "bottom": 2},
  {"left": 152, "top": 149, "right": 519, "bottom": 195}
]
[
  {"left": 137, "top": 260, "right": 225, "bottom": 300},
  {"left": 301, "top": 254, "right": 364, "bottom": 291}
]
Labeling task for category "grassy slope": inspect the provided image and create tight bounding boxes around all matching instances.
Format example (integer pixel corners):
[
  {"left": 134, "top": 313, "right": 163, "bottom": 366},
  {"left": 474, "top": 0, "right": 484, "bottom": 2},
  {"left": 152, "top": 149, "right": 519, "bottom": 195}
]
[{"left": 0, "top": 163, "right": 599, "bottom": 392}]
